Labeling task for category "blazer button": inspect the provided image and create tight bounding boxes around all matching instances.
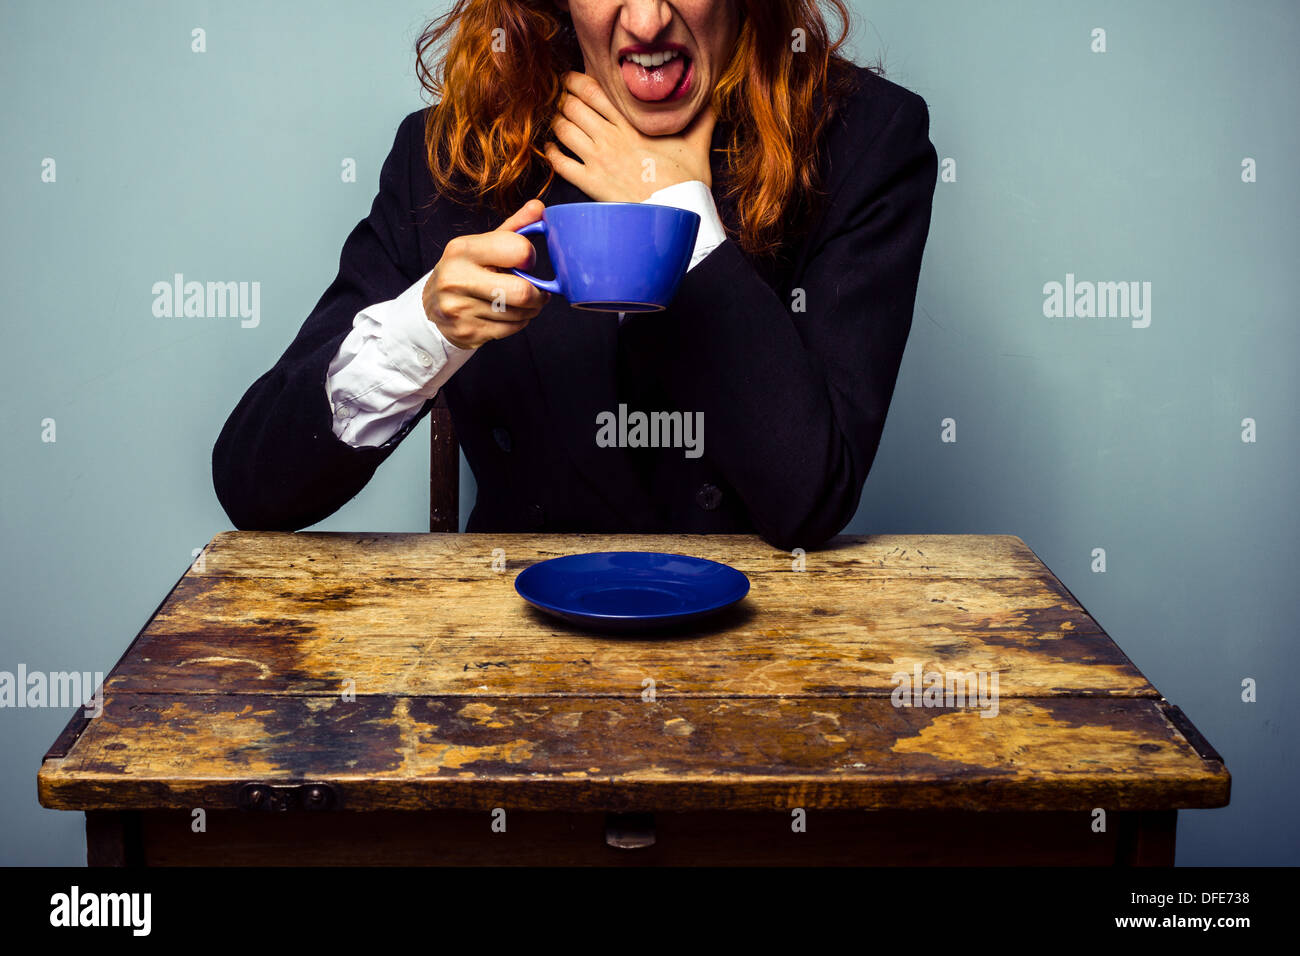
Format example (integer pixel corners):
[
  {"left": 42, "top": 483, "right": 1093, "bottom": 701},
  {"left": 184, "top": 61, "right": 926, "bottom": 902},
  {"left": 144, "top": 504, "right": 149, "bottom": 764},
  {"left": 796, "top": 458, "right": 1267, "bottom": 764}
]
[
  {"left": 492, "top": 427, "right": 512, "bottom": 452},
  {"left": 695, "top": 482, "right": 723, "bottom": 511},
  {"left": 528, "top": 504, "right": 545, "bottom": 529}
]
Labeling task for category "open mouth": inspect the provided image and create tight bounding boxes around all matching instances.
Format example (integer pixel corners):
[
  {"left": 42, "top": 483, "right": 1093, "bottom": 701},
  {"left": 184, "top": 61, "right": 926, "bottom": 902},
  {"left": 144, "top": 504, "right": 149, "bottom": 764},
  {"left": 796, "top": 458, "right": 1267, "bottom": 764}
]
[{"left": 619, "top": 48, "right": 694, "bottom": 103}]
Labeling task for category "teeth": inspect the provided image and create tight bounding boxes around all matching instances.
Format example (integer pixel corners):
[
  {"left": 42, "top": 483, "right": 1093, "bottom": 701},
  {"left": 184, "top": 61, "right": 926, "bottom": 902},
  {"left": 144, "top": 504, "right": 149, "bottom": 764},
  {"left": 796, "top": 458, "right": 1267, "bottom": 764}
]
[{"left": 625, "top": 50, "right": 680, "bottom": 69}]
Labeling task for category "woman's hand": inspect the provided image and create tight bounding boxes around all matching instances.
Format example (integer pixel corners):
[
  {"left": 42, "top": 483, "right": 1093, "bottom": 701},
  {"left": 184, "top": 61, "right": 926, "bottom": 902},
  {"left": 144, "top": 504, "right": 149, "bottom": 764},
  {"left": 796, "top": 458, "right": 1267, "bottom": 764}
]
[
  {"left": 422, "top": 200, "right": 551, "bottom": 349},
  {"left": 544, "top": 71, "right": 717, "bottom": 202}
]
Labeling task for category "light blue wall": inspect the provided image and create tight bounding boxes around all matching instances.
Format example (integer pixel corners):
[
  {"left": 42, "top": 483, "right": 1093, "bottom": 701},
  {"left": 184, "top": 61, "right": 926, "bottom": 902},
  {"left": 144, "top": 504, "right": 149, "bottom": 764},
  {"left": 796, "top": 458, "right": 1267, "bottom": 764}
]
[{"left": 1, "top": 0, "right": 1294, "bottom": 864}]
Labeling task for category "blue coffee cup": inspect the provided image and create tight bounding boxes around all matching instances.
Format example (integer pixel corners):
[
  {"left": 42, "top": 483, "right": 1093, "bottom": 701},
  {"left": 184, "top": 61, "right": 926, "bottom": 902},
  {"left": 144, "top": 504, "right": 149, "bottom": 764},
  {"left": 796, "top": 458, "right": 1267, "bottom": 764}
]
[{"left": 511, "top": 202, "right": 700, "bottom": 312}]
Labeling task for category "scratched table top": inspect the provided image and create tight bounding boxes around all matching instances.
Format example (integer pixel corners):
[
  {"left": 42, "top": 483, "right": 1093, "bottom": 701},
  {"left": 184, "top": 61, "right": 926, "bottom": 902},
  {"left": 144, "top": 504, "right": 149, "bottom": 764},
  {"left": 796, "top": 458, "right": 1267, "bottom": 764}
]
[{"left": 38, "top": 532, "right": 1229, "bottom": 813}]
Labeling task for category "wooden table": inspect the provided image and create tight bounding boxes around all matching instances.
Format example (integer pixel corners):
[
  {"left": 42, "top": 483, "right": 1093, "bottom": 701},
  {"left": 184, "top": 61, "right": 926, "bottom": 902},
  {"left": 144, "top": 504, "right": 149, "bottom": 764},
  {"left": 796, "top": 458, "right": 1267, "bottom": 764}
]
[{"left": 38, "top": 532, "right": 1229, "bottom": 865}]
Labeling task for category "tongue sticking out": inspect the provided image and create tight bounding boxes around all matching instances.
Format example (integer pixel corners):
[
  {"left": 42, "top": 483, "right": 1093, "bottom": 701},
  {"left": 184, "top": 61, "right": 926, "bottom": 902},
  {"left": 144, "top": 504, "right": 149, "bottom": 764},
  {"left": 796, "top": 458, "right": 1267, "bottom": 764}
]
[{"left": 621, "top": 55, "right": 688, "bottom": 102}]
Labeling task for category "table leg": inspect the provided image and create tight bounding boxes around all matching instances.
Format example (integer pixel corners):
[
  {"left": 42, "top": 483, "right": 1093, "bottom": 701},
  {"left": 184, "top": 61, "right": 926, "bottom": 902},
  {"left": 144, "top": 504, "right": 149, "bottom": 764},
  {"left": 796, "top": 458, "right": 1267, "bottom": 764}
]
[
  {"left": 1116, "top": 810, "right": 1178, "bottom": 866},
  {"left": 86, "top": 811, "right": 143, "bottom": 867}
]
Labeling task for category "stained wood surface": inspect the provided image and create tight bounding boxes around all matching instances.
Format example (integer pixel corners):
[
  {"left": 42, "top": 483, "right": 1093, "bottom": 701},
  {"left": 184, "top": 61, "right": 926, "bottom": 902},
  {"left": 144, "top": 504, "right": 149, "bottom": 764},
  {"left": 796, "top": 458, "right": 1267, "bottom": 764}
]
[
  {"left": 44, "top": 694, "right": 1223, "bottom": 812},
  {"left": 105, "top": 532, "right": 1148, "bottom": 697},
  {"left": 38, "top": 532, "right": 1230, "bottom": 813}
]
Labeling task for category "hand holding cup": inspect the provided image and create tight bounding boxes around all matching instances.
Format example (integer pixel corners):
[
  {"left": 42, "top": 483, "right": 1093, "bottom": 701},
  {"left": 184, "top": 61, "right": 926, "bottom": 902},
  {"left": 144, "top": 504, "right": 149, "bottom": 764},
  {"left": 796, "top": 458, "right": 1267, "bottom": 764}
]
[{"left": 423, "top": 200, "right": 552, "bottom": 349}]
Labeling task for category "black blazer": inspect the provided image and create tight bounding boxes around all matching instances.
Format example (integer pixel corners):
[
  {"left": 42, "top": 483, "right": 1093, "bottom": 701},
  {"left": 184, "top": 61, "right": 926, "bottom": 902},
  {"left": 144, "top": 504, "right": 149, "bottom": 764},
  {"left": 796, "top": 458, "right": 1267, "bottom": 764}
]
[{"left": 212, "top": 66, "right": 937, "bottom": 551}]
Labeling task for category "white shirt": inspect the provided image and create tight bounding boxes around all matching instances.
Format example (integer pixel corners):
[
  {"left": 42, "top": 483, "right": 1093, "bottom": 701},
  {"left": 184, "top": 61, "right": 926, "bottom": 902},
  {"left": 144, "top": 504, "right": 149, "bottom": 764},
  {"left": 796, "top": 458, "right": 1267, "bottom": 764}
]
[{"left": 326, "top": 180, "right": 728, "bottom": 447}]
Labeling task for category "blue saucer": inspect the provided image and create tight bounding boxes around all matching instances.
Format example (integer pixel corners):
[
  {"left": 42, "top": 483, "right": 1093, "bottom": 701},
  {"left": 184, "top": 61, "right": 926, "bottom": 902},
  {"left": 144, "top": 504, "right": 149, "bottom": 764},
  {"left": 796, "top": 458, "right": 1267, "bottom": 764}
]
[{"left": 514, "top": 551, "right": 750, "bottom": 631}]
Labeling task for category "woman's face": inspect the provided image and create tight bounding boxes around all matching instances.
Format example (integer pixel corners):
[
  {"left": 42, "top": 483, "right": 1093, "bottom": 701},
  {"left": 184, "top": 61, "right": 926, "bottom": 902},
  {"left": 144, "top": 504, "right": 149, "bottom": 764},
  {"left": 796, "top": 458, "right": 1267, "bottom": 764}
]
[{"left": 556, "top": 0, "right": 741, "bottom": 136}]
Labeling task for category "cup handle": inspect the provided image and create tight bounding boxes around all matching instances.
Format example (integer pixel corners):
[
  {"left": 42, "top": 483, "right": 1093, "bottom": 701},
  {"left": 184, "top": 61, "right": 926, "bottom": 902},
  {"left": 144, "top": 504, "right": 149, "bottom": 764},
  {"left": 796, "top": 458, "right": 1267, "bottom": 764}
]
[{"left": 510, "top": 220, "right": 564, "bottom": 295}]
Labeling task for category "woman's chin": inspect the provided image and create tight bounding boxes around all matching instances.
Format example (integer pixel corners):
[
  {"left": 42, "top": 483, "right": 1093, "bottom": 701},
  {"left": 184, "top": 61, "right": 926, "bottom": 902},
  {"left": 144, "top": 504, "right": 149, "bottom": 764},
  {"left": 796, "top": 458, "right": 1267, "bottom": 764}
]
[
  {"left": 622, "top": 100, "right": 699, "bottom": 137},
  {"left": 631, "top": 116, "right": 688, "bottom": 137}
]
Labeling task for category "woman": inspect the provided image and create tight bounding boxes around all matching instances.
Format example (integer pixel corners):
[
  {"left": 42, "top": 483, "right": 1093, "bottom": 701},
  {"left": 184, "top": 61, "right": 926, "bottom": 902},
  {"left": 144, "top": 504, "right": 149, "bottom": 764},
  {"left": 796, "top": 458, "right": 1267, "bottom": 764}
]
[{"left": 212, "top": 0, "right": 937, "bottom": 552}]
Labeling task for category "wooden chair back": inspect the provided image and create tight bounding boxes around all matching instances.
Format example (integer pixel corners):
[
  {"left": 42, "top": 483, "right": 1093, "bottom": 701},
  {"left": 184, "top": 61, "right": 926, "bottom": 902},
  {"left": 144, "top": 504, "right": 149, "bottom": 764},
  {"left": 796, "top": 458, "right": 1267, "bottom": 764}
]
[{"left": 428, "top": 392, "right": 459, "bottom": 532}]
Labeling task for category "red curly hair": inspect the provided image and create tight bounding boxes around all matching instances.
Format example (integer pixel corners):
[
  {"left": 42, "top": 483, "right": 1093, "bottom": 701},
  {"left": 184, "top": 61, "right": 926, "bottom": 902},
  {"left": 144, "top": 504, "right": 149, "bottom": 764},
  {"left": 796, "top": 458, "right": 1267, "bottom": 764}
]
[{"left": 416, "top": 0, "right": 870, "bottom": 259}]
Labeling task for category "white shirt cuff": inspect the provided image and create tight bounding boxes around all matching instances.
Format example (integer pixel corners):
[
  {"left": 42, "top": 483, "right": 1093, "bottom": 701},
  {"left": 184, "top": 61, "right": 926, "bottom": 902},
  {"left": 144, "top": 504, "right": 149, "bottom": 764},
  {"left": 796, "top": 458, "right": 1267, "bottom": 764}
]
[
  {"left": 325, "top": 269, "right": 475, "bottom": 447},
  {"left": 376, "top": 268, "right": 476, "bottom": 394},
  {"left": 643, "top": 179, "right": 727, "bottom": 271}
]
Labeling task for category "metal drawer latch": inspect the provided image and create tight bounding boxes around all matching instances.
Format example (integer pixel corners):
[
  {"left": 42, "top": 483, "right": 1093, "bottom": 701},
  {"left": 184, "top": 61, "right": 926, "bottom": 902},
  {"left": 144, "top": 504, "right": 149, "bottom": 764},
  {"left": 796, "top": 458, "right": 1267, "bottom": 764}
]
[{"left": 237, "top": 782, "right": 338, "bottom": 812}]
